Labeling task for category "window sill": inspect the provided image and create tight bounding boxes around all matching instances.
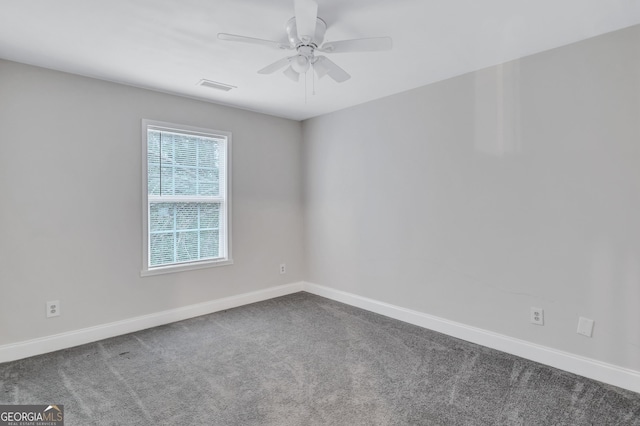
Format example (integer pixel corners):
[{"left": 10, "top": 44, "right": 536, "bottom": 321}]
[{"left": 140, "top": 258, "right": 234, "bottom": 277}]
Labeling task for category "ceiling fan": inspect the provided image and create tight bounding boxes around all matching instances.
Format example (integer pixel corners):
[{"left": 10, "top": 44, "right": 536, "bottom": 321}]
[{"left": 217, "top": 0, "right": 392, "bottom": 83}]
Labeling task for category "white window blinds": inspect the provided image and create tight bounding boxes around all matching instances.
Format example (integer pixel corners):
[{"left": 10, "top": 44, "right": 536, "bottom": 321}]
[{"left": 145, "top": 124, "right": 229, "bottom": 270}]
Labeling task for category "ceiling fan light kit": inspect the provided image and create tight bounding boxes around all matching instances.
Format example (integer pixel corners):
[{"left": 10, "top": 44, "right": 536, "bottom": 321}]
[
  {"left": 217, "top": 0, "right": 392, "bottom": 88},
  {"left": 283, "top": 65, "right": 300, "bottom": 82},
  {"left": 291, "top": 54, "right": 310, "bottom": 74}
]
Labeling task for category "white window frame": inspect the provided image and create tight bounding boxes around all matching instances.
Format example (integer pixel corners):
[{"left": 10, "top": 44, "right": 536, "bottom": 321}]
[{"left": 141, "top": 119, "right": 232, "bottom": 276}]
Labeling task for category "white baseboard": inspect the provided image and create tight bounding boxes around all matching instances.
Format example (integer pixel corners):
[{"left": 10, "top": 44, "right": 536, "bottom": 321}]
[
  {"left": 302, "top": 282, "right": 640, "bottom": 394},
  {"left": 0, "top": 282, "right": 304, "bottom": 363},
  {"left": 3, "top": 280, "right": 639, "bottom": 394}
]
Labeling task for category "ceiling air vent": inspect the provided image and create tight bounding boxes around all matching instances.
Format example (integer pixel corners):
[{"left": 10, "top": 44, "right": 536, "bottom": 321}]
[{"left": 197, "top": 79, "right": 236, "bottom": 91}]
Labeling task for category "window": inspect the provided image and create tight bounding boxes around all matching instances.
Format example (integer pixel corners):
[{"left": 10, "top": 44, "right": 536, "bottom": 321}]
[{"left": 141, "top": 120, "right": 231, "bottom": 275}]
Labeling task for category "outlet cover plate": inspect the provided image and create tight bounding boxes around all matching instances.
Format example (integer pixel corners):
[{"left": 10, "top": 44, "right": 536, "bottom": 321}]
[
  {"left": 530, "top": 307, "right": 544, "bottom": 325},
  {"left": 577, "top": 317, "right": 594, "bottom": 337},
  {"left": 46, "top": 300, "right": 60, "bottom": 318}
]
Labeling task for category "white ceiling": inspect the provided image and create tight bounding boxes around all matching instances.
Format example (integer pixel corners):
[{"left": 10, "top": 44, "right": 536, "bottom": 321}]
[{"left": 1, "top": 0, "right": 639, "bottom": 121}]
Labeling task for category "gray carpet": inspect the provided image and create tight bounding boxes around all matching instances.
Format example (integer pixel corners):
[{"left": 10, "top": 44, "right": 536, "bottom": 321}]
[{"left": 1, "top": 292, "right": 639, "bottom": 425}]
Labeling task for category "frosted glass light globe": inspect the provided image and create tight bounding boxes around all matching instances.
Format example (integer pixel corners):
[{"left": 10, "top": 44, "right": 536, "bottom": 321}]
[{"left": 291, "top": 55, "right": 310, "bottom": 73}]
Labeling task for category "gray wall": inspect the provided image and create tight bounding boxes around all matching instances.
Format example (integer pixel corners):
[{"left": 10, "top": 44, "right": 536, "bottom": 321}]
[
  {"left": 0, "top": 60, "right": 304, "bottom": 345},
  {"left": 303, "top": 25, "right": 640, "bottom": 371}
]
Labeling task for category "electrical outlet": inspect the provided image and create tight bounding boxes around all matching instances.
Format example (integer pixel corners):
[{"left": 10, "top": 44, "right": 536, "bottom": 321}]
[
  {"left": 46, "top": 300, "right": 61, "bottom": 318},
  {"left": 577, "top": 317, "right": 594, "bottom": 337},
  {"left": 530, "top": 307, "right": 544, "bottom": 325},
  {"left": 279, "top": 263, "right": 286, "bottom": 274}
]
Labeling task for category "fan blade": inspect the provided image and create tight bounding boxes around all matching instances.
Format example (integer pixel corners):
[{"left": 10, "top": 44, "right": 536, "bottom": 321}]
[
  {"left": 258, "top": 56, "right": 295, "bottom": 74},
  {"left": 218, "top": 33, "right": 291, "bottom": 50},
  {"left": 319, "top": 37, "right": 392, "bottom": 53},
  {"left": 294, "top": 0, "right": 318, "bottom": 42},
  {"left": 312, "top": 56, "right": 330, "bottom": 79},
  {"left": 314, "top": 56, "right": 350, "bottom": 83}
]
